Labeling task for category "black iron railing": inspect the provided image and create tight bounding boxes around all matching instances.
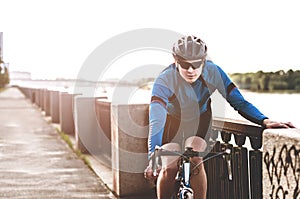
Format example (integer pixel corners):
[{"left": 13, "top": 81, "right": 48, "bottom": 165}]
[{"left": 205, "top": 118, "right": 263, "bottom": 199}]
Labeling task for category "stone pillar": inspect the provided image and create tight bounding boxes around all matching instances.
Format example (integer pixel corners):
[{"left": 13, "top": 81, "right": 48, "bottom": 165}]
[
  {"left": 37, "top": 88, "right": 42, "bottom": 108},
  {"left": 111, "top": 104, "right": 153, "bottom": 197},
  {"left": 50, "top": 90, "right": 60, "bottom": 123},
  {"left": 95, "top": 99, "right": 112, "bottom": 162},
  {"left": 44, "top": 89, "right": 51, "bottom": 116},
  {"left": 263, "top": 128, "right": 300, "bottom": 198},
  {"left": 73, "top": 96, "right": 108, "bottom": 155},
  {"left": 59, "top": 92, "right": 75, "bottom": 136},
  {"left": 31, "top": 88, "right": 37, "bottom": 104}
]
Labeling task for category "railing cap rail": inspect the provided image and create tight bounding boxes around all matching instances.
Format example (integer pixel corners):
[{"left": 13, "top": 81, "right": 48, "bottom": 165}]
[{"left": 212, "top": 117, "right": 263, "bottom": 139}]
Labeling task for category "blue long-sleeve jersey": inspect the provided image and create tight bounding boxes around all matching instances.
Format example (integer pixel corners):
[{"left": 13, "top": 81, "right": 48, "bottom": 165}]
[{"left": 148, "top": 61, "right": 268, "bottom": 157}]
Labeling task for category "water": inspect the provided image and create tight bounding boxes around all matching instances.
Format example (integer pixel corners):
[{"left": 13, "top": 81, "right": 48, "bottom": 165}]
[
  {"left": 216, "top": 90, "right": 300, "bottom": 128},
  {"left": 12, "top": 79, "right": 300, "bottom": 127},
  {"left": 129, "top": 88, "right": 300, "bottom": 128}
]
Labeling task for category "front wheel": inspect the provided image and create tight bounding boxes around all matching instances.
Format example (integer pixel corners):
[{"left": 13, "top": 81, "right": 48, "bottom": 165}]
[{"left": 179, "top": 187, "right": 194, "bottom": 199}]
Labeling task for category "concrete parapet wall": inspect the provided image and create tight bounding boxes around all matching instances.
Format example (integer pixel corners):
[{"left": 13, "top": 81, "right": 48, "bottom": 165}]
[{"left": 263, "top": 128, "right": 300, "bottom": 199}]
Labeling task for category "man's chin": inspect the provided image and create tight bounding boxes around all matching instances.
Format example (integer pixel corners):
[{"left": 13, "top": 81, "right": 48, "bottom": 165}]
[{"left": 185, "top": 78, "right": 196, "bottom": 83}]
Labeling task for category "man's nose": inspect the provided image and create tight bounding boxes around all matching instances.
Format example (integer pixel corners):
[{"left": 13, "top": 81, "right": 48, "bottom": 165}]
[{"left": 187, "top": 66, "right": 194, "bottom": 72}]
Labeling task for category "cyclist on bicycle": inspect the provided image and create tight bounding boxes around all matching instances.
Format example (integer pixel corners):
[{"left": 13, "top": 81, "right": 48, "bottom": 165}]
[{"left": 144, "top": 35, "right": 295, "bottom": 199}]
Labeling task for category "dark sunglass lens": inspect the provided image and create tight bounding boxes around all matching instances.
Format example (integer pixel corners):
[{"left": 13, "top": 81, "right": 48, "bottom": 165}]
[
  {"left": 179, "top": 61, "right": 203, "bottom": 69},
  {"left": 179, "top": 62, "right": 190, "bottom": 69},
  {"left": 191, "top": 61, "right": 202, "bottom": 69}
]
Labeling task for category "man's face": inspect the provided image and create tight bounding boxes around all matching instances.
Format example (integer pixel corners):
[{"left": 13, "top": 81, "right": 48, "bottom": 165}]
[{"left": 176, "top": 61, "right": 203, "bottom": 83}]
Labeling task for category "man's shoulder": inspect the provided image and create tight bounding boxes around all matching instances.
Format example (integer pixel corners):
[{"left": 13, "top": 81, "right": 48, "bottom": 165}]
[
  {"left": 156, "top": 64, "right": 177, "bottom": 80},
  {"left": 202, "top": 61, "right": 219, "bottom": 77},
  {"left": 204, "top": 60, "right": 218, "bottom": 70},
  {"left": 153, "top": 64, "right": 178, "bottom": 89},
  {"left": 201, "top": 61, "right": 229, "bottom": 85},
  {"left": 160, "top": 63, "right": 176, "bottom": 74}
]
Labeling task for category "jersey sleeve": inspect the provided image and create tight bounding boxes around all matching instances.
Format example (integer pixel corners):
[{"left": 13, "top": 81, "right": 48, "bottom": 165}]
[
  {"left": 213, "top": 65, "right": 268, "bottom": 125},
  {"left": 226, "top": 87, "right": 268, "bottom": 125},
  {"left": 148, "top": 102, "right": 167, "bottom": 158},
  {"left": 148, "top": 76, "right": 173, "bottom": 158}
]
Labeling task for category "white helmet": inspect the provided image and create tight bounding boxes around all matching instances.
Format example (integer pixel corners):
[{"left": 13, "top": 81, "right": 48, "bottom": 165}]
[{"left": 172, "top": 35, "right": 207, "bottom": 62}]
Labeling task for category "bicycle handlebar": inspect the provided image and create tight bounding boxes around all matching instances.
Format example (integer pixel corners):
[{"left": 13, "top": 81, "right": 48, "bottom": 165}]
[{"left": 151, "top": 146, "right": 232, "bottom": 180}]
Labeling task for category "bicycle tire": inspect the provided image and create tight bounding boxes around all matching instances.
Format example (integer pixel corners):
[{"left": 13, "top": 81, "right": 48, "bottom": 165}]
[{"left": 179, "top": 187, "right": 194, "bottom": 199}]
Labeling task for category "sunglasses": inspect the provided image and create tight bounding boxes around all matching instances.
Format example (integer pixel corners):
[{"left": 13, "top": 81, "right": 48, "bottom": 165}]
[{"left": 177, "top": 59, "right": 205, "bottom": 70}]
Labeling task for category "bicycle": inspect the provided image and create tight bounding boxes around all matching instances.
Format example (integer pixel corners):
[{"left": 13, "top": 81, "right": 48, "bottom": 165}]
[{"left": 151, "top": 146, "right": 232, "bottom": 199}]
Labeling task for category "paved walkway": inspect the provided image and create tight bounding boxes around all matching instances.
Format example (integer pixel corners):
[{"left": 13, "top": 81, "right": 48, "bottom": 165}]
[{"left": 0, "top": 87, "right": 117, "bottom": 199}]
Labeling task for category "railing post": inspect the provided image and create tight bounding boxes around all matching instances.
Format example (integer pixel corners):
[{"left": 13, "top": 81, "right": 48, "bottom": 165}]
[
  {"left": 232, "top": 147, "right": 249, "bottom": 199},
  {"left": 232, "top": 134, "right": 249, "bottom": 199},
  {"left": 250, "top": 150, "right": 262, "bottom": 199}
]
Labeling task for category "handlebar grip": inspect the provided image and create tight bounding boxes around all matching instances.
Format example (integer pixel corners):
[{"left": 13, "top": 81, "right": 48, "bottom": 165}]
[
  {"left": 152, "top": 151, "right": 158, "bottom": 176},
  {"left": 152, "top": 147, "right": 162, "bottom": 176}
]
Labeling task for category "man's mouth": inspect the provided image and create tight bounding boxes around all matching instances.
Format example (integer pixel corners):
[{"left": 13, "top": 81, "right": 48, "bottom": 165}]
[{"left": 186, "top": 74, "right": 195, "bottom": 78}]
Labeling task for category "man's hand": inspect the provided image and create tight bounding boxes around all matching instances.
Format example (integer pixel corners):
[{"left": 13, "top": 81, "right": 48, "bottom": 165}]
[
  {"left": 263, "top": 119, "right": 296, "bottom": 129},
  {"left": 144, "top": 159, "right": 161, "bottom": 182}
]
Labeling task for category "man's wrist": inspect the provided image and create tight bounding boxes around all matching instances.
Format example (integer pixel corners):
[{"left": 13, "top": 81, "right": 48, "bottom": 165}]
[{"left": 263, "top": 118, "right": 270, "bottom": 126}]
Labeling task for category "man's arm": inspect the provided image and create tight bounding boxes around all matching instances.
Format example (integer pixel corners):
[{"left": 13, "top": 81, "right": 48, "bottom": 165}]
[
  {"left": 226, "top": 87, "right": 268, "bottom": 125},
  {"left": 148, "top": 101, "right": 167, "bottom": 158}
]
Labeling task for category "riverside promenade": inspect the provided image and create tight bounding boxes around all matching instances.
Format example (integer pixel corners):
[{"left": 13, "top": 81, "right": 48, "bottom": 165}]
[{"left": 0, "top": 87, "right": 117, "bottom": 199}]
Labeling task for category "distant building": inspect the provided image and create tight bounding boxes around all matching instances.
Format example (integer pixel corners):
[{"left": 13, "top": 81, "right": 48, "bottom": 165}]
[{"left": 9, "top": 71, "right": 32, "bottom": 80}]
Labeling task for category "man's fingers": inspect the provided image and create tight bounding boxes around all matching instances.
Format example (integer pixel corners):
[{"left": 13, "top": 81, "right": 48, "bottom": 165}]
[
  {"left": 283, "top": 122, "right": 296, "bottom": 128},
  {"left": 267, "top": 122, "right": 295, "bottom": 129}
]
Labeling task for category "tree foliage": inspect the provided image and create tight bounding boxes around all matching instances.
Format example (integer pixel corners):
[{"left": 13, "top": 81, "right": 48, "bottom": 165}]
[{"left": 230, "top": 69, "right": 300, "bottom": 92}]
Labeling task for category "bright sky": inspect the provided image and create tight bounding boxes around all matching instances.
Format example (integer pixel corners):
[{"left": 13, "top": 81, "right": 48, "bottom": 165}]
[{"left": 1, "top": 0, "right": 300, "bottom": 79}]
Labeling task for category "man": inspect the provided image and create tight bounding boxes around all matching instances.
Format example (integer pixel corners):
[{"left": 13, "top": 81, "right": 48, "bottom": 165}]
[{"left": 144, "top": 35, "right": 295, "bottom": 199}]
